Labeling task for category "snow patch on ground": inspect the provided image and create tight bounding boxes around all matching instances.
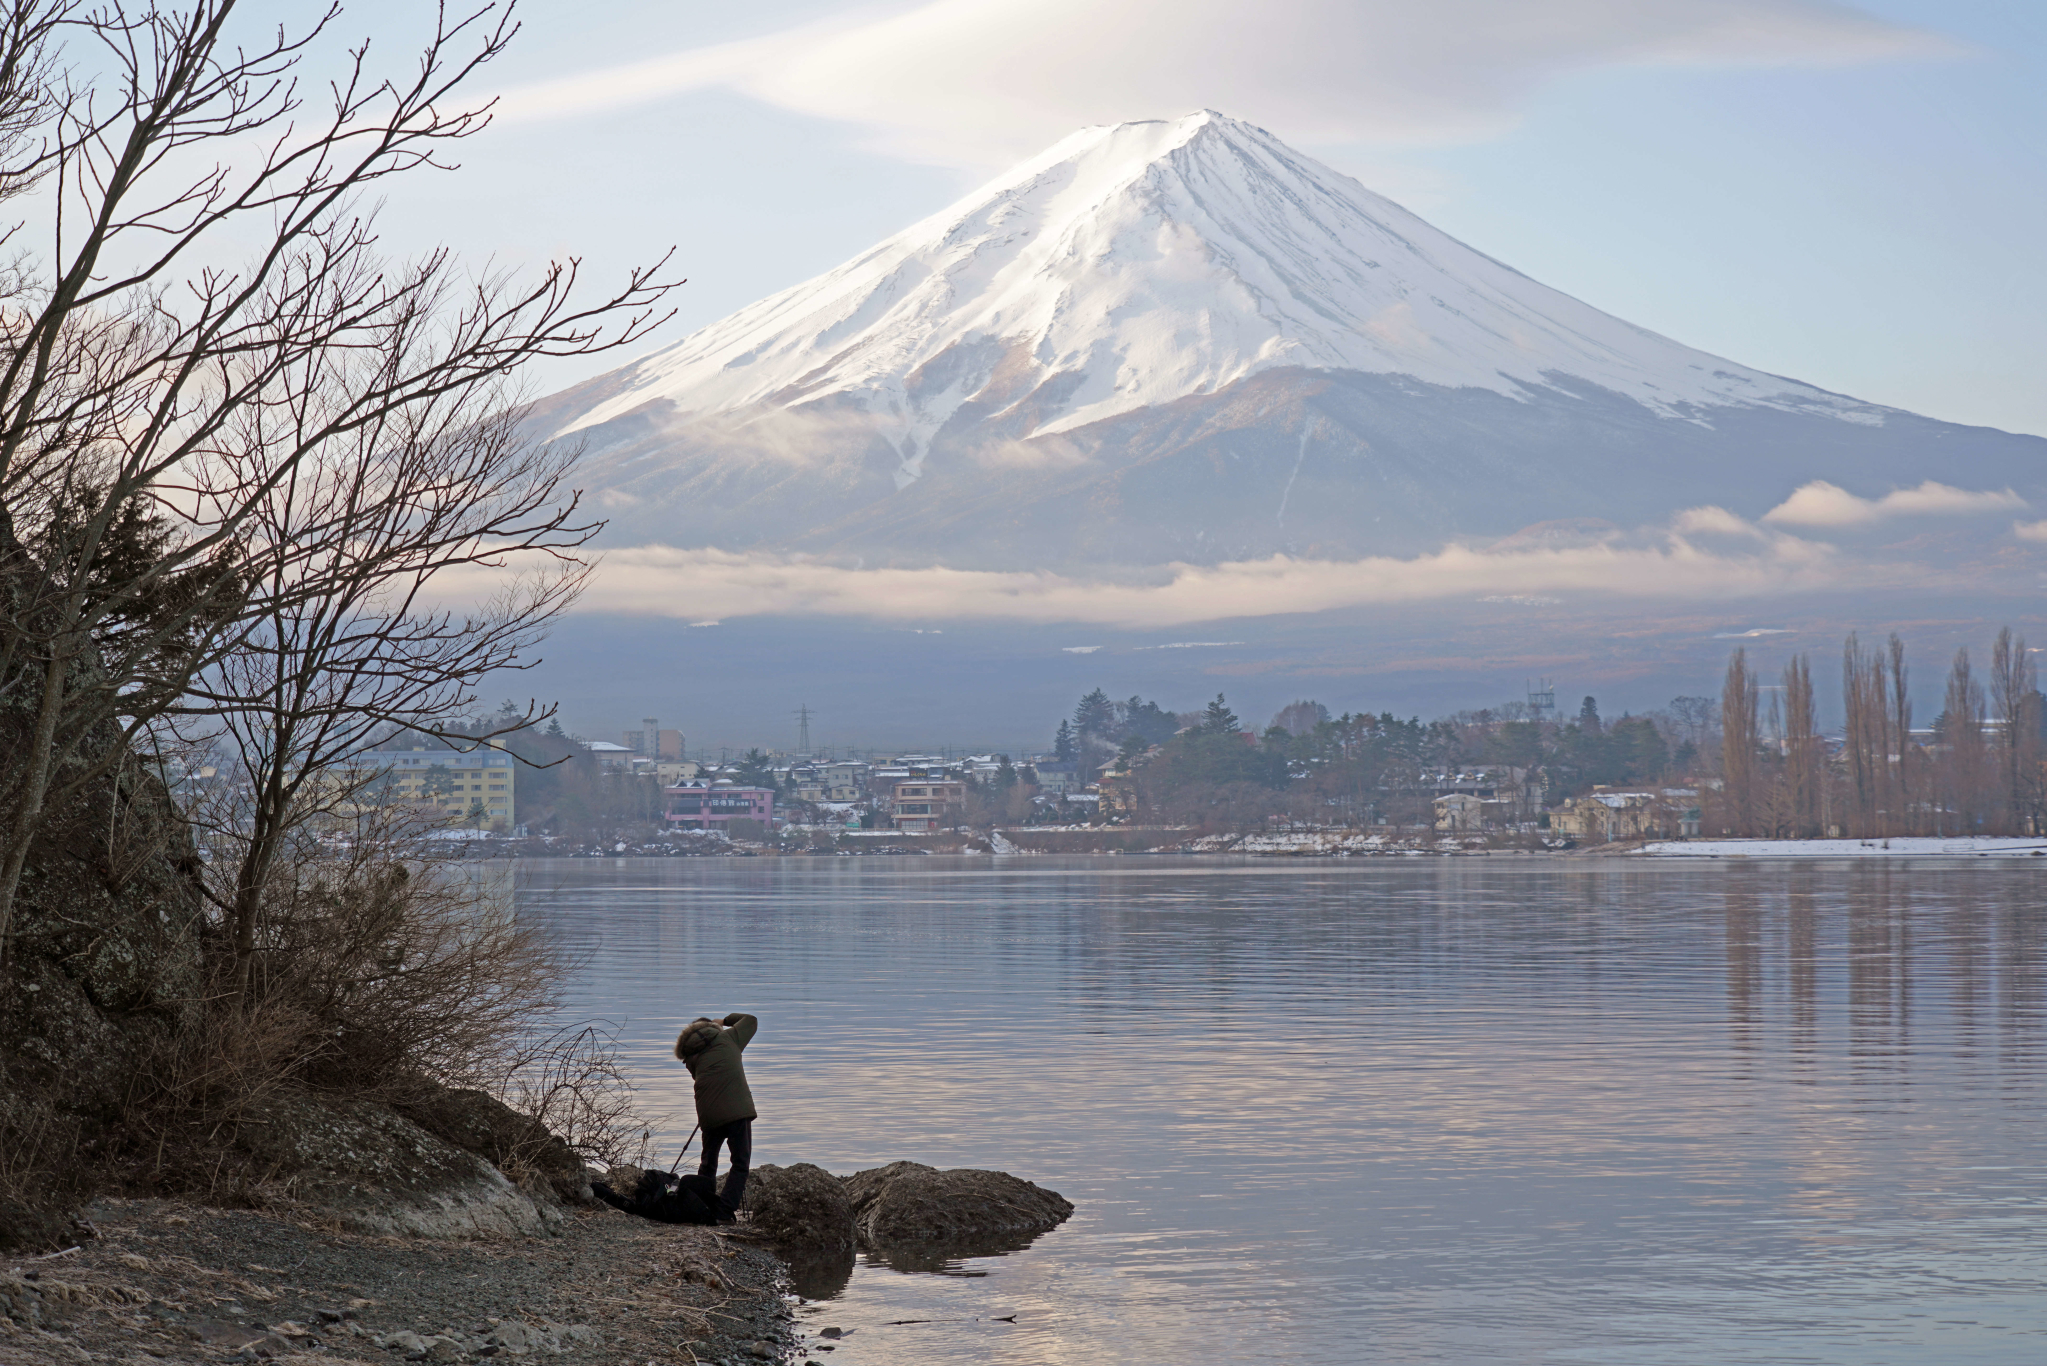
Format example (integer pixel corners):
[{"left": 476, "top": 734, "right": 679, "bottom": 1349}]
[{"left": 1640, "top": 837, "right": 2047, "bottom": 858}]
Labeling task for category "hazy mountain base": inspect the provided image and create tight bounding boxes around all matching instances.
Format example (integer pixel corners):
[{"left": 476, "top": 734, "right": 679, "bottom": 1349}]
[
  {"left": 508, "top": 587, "right": 2045, "bottom": 753},
  {"left": 549, "top": 368, "right": 2047, "bottom": 568}
]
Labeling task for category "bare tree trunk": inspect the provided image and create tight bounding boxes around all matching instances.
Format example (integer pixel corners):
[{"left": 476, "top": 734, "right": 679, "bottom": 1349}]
[
  {"left": 0, "top": 644, "right": 64, "bottom": 965},
  {"left": 227, "top": 745, "right": 297, "bottom": 996}
]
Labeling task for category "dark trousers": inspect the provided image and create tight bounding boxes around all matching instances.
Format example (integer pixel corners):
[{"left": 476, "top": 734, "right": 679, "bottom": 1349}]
[{"left": 698, "top": 1118, "right": 752, "bottom": 1207}]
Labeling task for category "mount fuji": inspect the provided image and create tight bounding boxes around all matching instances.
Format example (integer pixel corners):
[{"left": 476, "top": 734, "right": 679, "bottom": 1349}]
[{"left": 530, "top": 111, "right": 2043, "bottom": 569}]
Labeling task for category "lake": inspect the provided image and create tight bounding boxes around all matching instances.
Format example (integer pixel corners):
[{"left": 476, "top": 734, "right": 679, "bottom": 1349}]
[{"left": 516, "top": 855, "right": 2047, "bottom": 1365}]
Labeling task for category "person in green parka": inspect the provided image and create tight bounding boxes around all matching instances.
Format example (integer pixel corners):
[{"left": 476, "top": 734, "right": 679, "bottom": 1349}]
[{"left": 674, "top": 1012, "right": 758, "bottom": 1218}]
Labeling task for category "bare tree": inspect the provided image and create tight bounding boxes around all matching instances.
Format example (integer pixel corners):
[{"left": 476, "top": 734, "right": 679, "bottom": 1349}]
[
  {"left": 1720, "top": 649, "right": 1758, "bottom": 835},
  {"left": 1888, "top": 633, "right": 1913, "bottom": 834},
  {"left": 1782, "top": 655, "right": 1821, "bottom": 838},
  {"left": 0, "top": 2, "right": 676, "bottom": 963},
  {"left": 1667, "top": 694, "right": 1718, "bottom": 754},
  {"left": 177, "top": 403, "right": 596, "bottom": 994},
  {"left": 1990, "top": 626, "right": 2040, "bottom": 834},
  {"left": 1842, "top": 633, "right": 1889, "bottom": 837},
  {"left": 1271, "top": 700, "right": 1330, "bottom": 737},
  {"left": 1939, "top": 647, "right": 1988, "bottom": 836}
]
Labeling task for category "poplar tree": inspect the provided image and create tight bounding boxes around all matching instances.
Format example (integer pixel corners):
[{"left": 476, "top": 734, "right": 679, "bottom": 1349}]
[
  {"left": 1781, "top": 655, "right": 1821, "bottom": 837},
  {"left": 1720, "top": 649, "right": 1758, "bottom": 836},
  {"left": 1940, "top": 648, "right": 1988, "bottom": 835},
  {"left": 1990, "top": 627, "right": 2040, "bottom": 833}
]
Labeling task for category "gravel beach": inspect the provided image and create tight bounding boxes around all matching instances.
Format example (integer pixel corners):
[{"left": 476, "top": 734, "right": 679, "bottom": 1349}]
[{"left": 0, "top": 1197, "right": 803, "bottom": 1366}]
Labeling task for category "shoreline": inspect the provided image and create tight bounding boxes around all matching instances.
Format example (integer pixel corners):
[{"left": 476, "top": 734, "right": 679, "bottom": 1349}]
[
  {"left": 496, "top": 834, "right": 2047, "bottom": 860},
  {"left": 1, "top": 1197, "right": 799, "bottom": 1366},
  {"left": 1636, "top": 835, "right": 2047, "bottom": 858}
]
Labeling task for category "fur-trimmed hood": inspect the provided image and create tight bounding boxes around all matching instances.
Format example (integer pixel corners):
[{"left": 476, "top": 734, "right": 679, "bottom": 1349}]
[
  {"left": 674, "top": 1018, "right": 723, "bottom": 1060},
  {"left": 674, "top": 1013, "right": 759, "bottom": 1128}
]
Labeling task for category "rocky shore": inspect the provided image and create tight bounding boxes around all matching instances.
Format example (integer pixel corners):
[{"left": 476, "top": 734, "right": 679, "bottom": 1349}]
[
  {"left": 1, "top": 1150, "right": 1076, "bottom": 1366},
  {"left": 0, "top": 1195, "right": 796, "bottom": 1366}
]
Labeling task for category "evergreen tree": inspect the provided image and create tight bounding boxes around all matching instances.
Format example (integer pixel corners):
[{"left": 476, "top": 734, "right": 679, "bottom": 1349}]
[
  {"left": 544, "top": 717, "right": 565, "bottom": 738},
  {"left": 1121, "top": 696, "right": 1180, "bottom": 745},
  {"left": 1201, "top": 694, "right": 1241, "bottom": 735},
  {"left": 1578, "top": 696, "right": 1602, "bottom": 735},
  {"left": 1054, "top": 718, "right": 1076, "bottom": 762},
  {"left": 1074, "top": 688, "right": 1116, "bottom": 739},
  {"left": 1488, "top": 720, "right": 1544, "bottom": 769},
  {"left": 1609, "top": 716, "right": 1670, "bottom": 784}
]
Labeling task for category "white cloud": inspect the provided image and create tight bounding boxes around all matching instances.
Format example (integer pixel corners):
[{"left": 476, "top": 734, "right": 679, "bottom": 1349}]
[
  {"left": 471, "top": 513, "right": 1845, "bottom": 628},
  {"left": 2013, "top": 519, "right": 2047, "bottom": 543},
  {"left": 1672, "top": 504, "right": 1773, "bottom": 539},
  {"left": 486, "top": 0, "right": 1947, "bottom": 167},
  {"left": 1762, "top": 479, "right": 2027, "bottom": 527}
]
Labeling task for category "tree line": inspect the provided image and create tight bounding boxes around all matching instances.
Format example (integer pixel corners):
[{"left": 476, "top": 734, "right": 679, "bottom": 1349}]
[
  {"left": 1715, "top": 629, "right": 2043, "bottom": 838},
  {"left": 1053, "top": 624, "right": 2045, "bottom": 837}
]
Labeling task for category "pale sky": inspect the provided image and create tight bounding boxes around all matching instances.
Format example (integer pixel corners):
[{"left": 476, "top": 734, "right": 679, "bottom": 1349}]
[{"left": 342, "top": 0, "right": 2045, "bottom": 435}]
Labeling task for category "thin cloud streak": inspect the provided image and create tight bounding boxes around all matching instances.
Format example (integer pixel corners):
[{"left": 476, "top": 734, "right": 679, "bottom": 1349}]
[
  {"left": 492, "top": 510, "right": 1852, "bottom": 628},
  {"left": 482, "top": 0, "right": 1950, "bottom": 167}
]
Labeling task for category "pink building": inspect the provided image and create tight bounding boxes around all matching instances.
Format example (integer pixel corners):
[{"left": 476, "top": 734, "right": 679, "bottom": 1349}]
[{"left": 665, "top": 783, "right": 774, "bottom": 831}]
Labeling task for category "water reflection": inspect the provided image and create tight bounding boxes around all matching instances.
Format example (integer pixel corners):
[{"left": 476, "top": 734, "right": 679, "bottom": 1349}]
[
  {"left": 521, "top": 858, "right": 2047, "bottom": 1366},
  {"left": 778, "top": 1246, "right": 855, "bottom": 1300}
]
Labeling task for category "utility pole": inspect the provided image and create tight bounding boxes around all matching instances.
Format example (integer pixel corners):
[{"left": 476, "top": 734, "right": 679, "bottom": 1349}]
[{"left": 795, "top": 704, "right": 813, "bottom": 756}]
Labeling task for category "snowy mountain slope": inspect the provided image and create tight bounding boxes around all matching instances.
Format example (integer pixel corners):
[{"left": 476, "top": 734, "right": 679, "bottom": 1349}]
[
  {"left": 548, "top": 113, "right": 1886, "bottom": 464},
  {"left": 531, "top": 111, "right": 2043, "bottom": 568}
]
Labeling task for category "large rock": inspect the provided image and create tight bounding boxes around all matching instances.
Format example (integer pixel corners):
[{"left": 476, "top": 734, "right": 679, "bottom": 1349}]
[
  {"left": 401, "top": 1086, "right": 593, "bottom": 1206},
  {"left": 227, "top": 1091, "right": 563, "bottom": 1239},
  {"left": 741, "top": 1163, "right": 854, "bottom": 1251},
  {"left": 842, "top": 1161, "right": 1072, "bottom": 1251},
  {"left": 738, "top": 1163, "right": 857, "bottom": 1299},
  {"left": 0, "top": 713, "right": 207, "bottom": 1251}
]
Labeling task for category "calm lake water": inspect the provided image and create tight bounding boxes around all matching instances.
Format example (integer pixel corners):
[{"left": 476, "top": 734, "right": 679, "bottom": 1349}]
[{"left": 515, "top": 856, "right": 2047, "bottom": 1365}]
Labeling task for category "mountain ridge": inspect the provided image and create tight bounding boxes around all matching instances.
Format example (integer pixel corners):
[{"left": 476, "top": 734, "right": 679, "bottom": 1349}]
[{"left": 532, "top": 111, "right": 2043, "bottom": 569}]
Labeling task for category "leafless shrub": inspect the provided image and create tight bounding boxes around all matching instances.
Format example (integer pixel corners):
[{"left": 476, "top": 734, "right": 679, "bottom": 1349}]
[
  {"left": 492, "top": 1022, "right": 665, "bottom": 1171},
  {"left": 130, "top": 823, "right": 556, "bottom": 1125}
]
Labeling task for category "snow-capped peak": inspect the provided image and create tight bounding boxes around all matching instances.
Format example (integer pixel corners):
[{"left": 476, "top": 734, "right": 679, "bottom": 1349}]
[{"left": 550, "top": 111, "right": 1878, "bottom": 478}]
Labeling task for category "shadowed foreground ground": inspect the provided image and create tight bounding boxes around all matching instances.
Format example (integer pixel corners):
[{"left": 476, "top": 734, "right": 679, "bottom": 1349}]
[{"left": 0, "top": 1198, "right": 804, "bottom": 1365}]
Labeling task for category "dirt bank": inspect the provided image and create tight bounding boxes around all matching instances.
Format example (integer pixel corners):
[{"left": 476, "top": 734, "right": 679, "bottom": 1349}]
[{"left": 0, "top": 1197, "right": 799, "bottom": 1366}]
